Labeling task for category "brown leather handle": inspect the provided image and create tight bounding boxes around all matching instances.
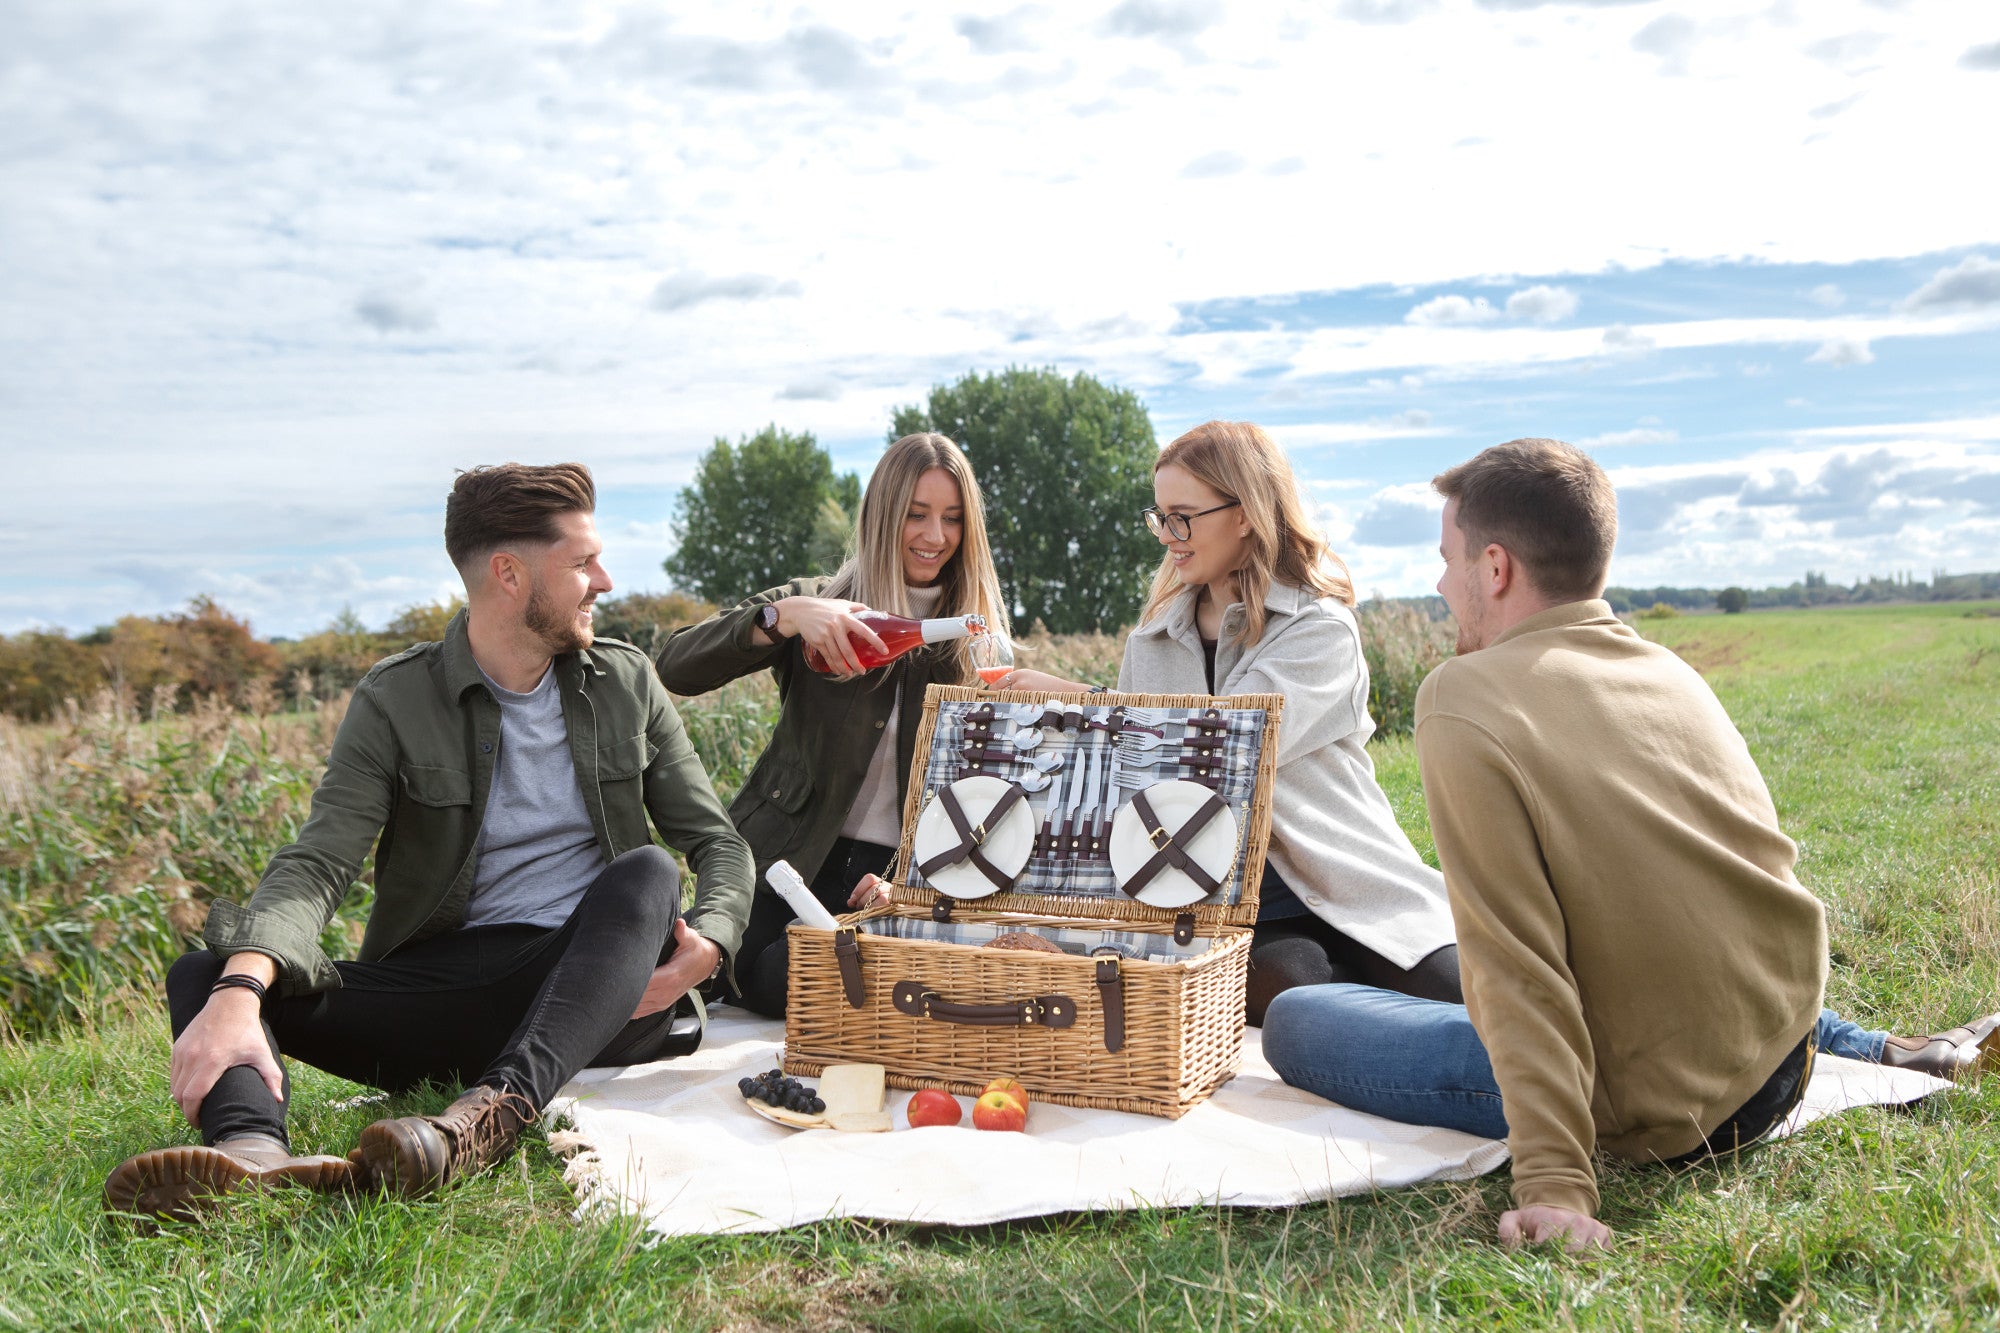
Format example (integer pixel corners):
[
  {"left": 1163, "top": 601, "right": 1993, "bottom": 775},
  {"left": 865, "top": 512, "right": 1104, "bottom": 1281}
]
[
  {"left": 834, "top": 928, "right": 865, "bottom": 1009},
  {"left": 891, "top": 980, "right": 1077, "bottom": 1029}
]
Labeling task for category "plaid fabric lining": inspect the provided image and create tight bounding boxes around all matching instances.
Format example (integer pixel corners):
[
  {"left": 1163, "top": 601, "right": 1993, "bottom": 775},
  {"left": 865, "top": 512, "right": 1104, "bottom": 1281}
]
[
  {"left": 859, "top": 914, "right": 1215, "bottom": 966},
  {"left": 907, "top": 701, "right": 1267, "bottom": 907}
]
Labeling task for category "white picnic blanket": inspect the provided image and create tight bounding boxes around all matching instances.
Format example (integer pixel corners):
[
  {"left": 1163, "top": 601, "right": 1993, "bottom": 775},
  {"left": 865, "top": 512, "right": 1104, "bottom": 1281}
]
[{"left": 546, "top": 1008, "right": 1949, "bottom": 1237}]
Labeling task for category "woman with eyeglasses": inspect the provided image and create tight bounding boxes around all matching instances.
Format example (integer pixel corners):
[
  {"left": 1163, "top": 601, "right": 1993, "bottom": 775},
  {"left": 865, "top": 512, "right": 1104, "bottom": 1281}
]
[
  {"left": 657, "top": 433, "right": 1011, "bottom": 1018},
  {"left": 992, "top": 420, "right": 1460, "bottom": 1022}
]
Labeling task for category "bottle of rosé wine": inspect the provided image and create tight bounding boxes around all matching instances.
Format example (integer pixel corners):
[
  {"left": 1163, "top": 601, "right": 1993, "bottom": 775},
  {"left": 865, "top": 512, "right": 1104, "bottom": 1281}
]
[{"left": 802, "top": 612, "right": 986, "bottom": 674}]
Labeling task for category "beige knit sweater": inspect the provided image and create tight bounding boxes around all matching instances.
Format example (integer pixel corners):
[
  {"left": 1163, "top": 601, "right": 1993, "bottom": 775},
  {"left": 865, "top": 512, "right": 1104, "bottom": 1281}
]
[{"left": 1414, "top": 600, "right": 1827, "bottom": 1216}]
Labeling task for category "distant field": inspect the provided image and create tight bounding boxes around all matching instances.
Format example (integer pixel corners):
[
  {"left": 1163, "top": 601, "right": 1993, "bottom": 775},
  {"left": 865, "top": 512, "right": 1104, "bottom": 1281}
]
[{"left": 2, "top": 603, "right": 1996, "bottom": 1330}]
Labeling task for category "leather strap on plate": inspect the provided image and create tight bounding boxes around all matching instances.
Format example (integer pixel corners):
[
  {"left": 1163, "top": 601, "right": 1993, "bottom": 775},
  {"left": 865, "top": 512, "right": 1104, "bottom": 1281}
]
[
  {"left": 1095, "top": 957, "right": 1126, "bottom": 1053},
  {"left": 891, "top": 980, "right": 1077, "bottom": 1029},
  {"left": 1119, "top": 788, "right": 1229, "bottom": 899},
  {"left": 833, "top": 927, "right": 865, "bottom": 1009},
  {"left": 917, "top": 782, "right": 1028, "bottom": 891}
]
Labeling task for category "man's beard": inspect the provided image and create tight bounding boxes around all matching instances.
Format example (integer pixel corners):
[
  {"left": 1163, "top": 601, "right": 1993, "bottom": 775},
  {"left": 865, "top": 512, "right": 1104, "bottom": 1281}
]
[{"left": 525, "top": 578, "right": 592, "bottom": 655}]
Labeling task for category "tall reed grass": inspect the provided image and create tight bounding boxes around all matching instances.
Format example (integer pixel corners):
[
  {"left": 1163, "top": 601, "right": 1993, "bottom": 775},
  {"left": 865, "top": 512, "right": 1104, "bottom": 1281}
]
[{"left": 0, "top": 691, "right": 370, "bottom": 1040}]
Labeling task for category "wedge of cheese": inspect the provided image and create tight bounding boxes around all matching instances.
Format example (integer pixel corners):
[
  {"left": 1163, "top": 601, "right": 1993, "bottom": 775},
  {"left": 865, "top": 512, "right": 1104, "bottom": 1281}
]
[{"left": 818, "top": 1062, "right": 891, "bottom": 1133}]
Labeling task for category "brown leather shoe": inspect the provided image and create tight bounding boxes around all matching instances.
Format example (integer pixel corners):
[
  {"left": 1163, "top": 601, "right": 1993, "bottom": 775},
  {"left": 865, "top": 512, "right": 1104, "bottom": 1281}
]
[
  {"left": 1880, "top": 1010, "right": 2000, "bottom": 1082},
  {"left": 357, "top": 1085, "right": 538, "bottom": 1197},
  {"left": 102, "top": 1133, "right": 355, "bottom": 1221}
]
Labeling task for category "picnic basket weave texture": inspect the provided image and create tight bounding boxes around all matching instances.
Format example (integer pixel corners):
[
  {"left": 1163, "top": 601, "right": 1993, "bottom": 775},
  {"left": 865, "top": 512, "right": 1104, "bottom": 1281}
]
[{"left": 784, "top": 686, "right": 1283, "bottom": 1119}]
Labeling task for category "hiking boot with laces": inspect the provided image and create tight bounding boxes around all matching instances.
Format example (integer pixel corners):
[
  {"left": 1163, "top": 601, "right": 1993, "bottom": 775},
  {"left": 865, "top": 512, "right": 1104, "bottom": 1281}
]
[
  {"left": 103, "top": 1133, "right": 355, "bottom": 1221},
  {"left": 357, "top": 1085, "right": 539, "bottom": 1196}
]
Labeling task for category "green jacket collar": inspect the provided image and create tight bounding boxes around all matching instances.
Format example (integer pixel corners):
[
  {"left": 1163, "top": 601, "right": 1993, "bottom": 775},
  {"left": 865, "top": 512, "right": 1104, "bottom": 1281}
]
[{"left": 440, "top": 608, "right": 605, "bottom": 703}]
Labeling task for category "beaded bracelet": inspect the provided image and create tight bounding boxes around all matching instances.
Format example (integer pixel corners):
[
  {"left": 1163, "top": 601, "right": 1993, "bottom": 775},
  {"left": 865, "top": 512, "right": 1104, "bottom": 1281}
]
[{"left": 209, "top": 973, "right": 269, "bottom": 1001}]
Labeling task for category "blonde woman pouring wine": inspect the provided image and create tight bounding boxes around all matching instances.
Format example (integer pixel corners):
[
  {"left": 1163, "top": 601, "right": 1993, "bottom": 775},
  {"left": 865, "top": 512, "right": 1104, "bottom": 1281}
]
[
  {"left": 656, "top": 433, "right": 1011, "bottom": 1017},
  {"left": 992, "top": 420, "right": 1460, "bottom": 1023}
]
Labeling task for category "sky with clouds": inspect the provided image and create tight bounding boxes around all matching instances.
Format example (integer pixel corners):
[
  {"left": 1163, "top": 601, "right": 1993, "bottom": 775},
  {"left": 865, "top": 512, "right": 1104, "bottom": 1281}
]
[{"left": 3, "top": 0, "right": 1997, "bottom": 635}]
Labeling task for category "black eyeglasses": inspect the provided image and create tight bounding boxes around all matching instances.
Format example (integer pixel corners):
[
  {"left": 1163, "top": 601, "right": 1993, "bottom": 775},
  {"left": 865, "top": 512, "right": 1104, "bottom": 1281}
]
[{"left": 1141, "top": 501, "right": 1240, "bottom": 542}]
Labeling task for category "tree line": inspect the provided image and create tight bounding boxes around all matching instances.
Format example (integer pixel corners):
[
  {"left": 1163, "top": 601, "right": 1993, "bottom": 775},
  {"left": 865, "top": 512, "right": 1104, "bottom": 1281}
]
[
  {"left": 0, "top": 591, "right": 715, "bottom": 723},
  {"left": 1607, "top": 568, "right": 2000, "bottom": 616}
]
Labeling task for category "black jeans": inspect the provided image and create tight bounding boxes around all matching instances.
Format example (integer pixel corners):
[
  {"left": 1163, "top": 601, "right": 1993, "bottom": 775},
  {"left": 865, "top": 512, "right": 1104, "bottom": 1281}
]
[
  {"left": 1247, "top": 866, "right": 1463, "bottom": 1026},
  {"left": 732, "top": 837, "right": 895, "bottom": 1019},
  {"left": 1661, "top": 1027, "right": 1818, "bottom": 1166},
  {"left": 168, "top": 845, "right": 689, "bottom": 1149}
]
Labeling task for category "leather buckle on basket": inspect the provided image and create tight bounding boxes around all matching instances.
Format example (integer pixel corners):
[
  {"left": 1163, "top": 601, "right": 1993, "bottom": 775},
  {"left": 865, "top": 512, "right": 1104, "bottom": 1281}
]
[
  {"left": 1174, "top": 912, "right": 1196, "bottom": 946},
  {"left": 931, "top": 897, "right": 954, "bottom": 923}
]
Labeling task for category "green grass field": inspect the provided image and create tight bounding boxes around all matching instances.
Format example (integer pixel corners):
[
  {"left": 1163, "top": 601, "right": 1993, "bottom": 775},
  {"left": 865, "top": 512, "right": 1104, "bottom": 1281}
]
[{"left": 3, "top": 603, "right": 1997, "bottom": 1330}]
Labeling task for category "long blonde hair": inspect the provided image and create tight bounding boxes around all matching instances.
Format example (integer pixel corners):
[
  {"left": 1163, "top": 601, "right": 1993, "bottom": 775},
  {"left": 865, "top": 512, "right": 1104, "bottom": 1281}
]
[
  {"left": 1138, "top": 420, "right": 1355, "bottom": 646},
  {"left": 825, "top": 433, "right": 1010, "bottom": 683}
]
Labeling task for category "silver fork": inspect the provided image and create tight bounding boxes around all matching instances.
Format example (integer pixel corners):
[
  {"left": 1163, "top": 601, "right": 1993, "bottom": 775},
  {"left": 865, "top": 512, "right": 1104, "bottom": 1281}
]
[{"left": 1113, "top": 732, "right": 1180, "bottom": 755}]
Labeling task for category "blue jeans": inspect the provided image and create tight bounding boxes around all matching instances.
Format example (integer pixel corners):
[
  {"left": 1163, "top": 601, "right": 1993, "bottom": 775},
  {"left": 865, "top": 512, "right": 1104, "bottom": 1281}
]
[{"left": 1260, "top": 984, "right": 1887, "bottom": 1141}]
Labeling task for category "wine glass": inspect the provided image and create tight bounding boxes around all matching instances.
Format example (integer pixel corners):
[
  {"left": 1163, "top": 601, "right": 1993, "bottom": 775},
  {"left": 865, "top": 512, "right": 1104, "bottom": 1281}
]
[{"left": 970, "top": 629, "right": 1015, "bottom": 689}]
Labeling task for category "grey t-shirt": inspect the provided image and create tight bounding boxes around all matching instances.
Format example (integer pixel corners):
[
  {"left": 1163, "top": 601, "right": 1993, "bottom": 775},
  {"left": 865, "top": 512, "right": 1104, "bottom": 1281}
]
[{"left": 466, "top": 664, "right": 606, "bottom": 929}]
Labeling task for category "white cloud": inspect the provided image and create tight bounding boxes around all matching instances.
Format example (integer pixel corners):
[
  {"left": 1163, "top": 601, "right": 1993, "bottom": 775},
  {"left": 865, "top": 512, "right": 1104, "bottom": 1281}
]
[
  {"left": 1580, "top": 427, "right": 1678, "bottom": 448},
  {"left": 1181, "top": 149, "right": 1247, "bottom": 178},
  {"left": 1808, "top": 283, "right": 1845, "bottom": 308},
  {"left": 1632, "top": 14, "right": 1699, "bottom": 76},
  {"left": 1900, "top": 254, "right": 2000, "bottom": 311},
  {"left": 1962, "top": 41, "right": 2000, "bottom": 71},
  {"left": 955, "top": 7, "right": 1047, "bottom": 55},
  {"left": 1336, "top": 0, "right": 1440, "bottom": 23},
  {"left": 1101, "top": 0, "right": 1220, "bottom": 40},
  {"left": 650, "top": 272, "right": 804, "bottom": 313},
  {"left": 1806, "top": 31, "right": 1889, "bottom": 66},
  {"left": 355, "top": 291, "right": 437, "bottom": 334},
  {"left": 1405, "top": 294, "right": 1499, "bottom": 325},
  {"left": 1807, "top": 337, "right": 1874, "bottom": 366},
  {"left": 6, "top": 1, "right": 2000, "bottom": 625},
  {"left": 1505, "top": 284, "right": 1579, "bottom": 323},
  {"left": 1602, "top": 323, "right": 1654, "bottom": 350}
]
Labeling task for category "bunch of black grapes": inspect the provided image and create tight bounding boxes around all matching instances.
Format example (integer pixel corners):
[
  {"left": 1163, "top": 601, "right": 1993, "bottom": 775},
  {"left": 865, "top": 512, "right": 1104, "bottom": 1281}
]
[{"left": 739, "top": 1068, "right": 825, "bottom": 1114}]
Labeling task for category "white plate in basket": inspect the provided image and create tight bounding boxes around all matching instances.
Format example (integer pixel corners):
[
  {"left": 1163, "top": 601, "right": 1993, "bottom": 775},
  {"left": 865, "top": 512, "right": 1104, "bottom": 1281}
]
[
  {"left": 912, "top": 775, "right": 1035, "bottom": 899},
  {"left": 1108, "top": 779, "right": 1239, "bottom": 909}
]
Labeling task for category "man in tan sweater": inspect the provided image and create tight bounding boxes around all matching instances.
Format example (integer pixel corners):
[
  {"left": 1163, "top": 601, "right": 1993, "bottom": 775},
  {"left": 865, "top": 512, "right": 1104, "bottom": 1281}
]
[{"left": 1260, "top": 437, "right": 1996, "bottom": 1253}]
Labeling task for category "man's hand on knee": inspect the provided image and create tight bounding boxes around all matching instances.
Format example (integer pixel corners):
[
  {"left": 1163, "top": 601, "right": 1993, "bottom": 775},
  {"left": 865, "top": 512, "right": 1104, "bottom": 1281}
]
[
  {"left": 168, "top": 988, "right": 285, "bottom": 1127},
  {"left": 631, "top": 919, "right": 720, "bottom": 1019},
  {"left": 1497, "top": 1205, "right": 1612, "bottom": 1253}
]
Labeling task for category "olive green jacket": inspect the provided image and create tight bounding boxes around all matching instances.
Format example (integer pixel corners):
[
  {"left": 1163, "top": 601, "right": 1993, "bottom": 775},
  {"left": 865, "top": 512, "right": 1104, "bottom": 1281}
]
[
  {"left": 205, "top": 610, "right": 755, "bottom": 996},
  {"left": 655, "top": 578, "right": 956, "bottom": 888}
]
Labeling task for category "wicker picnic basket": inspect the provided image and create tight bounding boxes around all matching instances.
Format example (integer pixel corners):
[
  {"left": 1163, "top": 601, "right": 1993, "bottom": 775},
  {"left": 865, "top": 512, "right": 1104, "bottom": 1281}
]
[{"left": 783, "top": 685, "right": 1282, "bottom": 1119}]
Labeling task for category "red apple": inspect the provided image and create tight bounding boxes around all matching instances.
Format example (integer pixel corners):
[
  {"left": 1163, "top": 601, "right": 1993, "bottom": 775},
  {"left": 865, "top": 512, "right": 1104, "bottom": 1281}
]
[
  {"left": 982, "top": 1076, "right": 1030, "bottom": 1111},
  {"left": 972, "top": 1090, "right": 1028, "bottom": 1132},
  {"left": 906, "top": 1088, "right": 962, "bottom": 1128}
]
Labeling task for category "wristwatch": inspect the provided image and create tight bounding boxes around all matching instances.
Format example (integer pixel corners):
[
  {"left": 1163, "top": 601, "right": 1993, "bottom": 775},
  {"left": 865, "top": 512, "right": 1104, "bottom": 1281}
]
[{"left": 755, "top": 604, "right": 783, "bottom": 638}]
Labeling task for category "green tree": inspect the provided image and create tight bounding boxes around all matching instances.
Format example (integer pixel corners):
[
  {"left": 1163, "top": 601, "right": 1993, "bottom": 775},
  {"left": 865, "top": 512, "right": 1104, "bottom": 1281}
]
[
  {"left": 663, "top": 427, "right": 858, "bottom": 602},
  {"left": 1716, "top": 586, "right": 1750, "bottom": 614},
  {"left": 383, "top": 597, "right": 464, "bottom": 645},
  {"left": 891, "top": 367, "right": 1157, "bottom": 633}
]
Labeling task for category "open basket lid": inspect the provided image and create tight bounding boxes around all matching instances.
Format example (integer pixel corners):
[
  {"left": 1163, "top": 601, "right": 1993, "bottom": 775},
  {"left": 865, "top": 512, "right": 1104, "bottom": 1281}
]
[{"left": 892, "top": 685, "right": 1284, "bottom": 931}]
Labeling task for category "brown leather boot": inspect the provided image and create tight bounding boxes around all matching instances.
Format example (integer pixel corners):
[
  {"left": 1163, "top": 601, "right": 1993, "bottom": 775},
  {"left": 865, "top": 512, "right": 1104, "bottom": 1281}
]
[
  {"left": 357, "top": 1085, "right": 539, "bottom": 1197},
  {"left": 1880, "top": 1010, "right": 2000, "bottom": 1082},
  {"left": 102, "top": 1133, "right": 355, "bottom": 1221}
]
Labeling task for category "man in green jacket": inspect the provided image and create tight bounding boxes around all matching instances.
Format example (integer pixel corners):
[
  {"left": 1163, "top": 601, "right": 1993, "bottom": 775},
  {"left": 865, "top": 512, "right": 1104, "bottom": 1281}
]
[{"left": 105, "top": 463, "right": 754, "bottom": 1221}]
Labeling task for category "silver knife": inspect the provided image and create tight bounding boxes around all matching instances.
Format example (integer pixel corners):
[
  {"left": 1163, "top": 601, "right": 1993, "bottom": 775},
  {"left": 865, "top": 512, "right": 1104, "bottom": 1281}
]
[
  {"left": 1062, "top": 748, "right": 1095, "bottom": 878},
  {"left": 1036, "top": 751, "right": 1071, "bottom": 859}
]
